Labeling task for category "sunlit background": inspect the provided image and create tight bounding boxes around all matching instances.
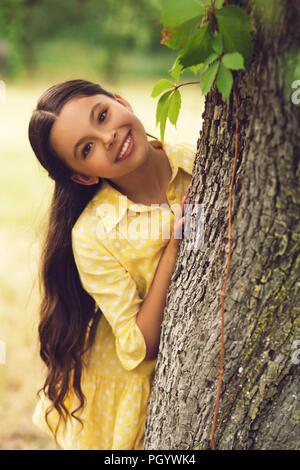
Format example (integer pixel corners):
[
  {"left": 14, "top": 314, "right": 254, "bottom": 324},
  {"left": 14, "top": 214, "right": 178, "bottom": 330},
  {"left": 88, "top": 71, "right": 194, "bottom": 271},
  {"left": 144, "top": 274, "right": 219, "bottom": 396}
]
[{"left": 0, "top": 0, "right": 204, "bottom": 449}]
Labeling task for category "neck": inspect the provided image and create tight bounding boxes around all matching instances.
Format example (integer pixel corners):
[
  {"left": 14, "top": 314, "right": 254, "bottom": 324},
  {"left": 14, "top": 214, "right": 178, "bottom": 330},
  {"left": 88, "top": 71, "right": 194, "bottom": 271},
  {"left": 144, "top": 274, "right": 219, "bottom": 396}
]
[{"left": 107, "top": 141, "right": 171, "bottom": 204}]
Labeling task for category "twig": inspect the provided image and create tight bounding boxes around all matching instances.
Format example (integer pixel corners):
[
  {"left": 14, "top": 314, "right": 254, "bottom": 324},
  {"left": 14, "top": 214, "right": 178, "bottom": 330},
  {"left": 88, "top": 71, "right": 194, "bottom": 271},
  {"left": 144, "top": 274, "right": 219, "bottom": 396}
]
[{"left": 209, "top": 80, "right": 239, "bottom": 450}]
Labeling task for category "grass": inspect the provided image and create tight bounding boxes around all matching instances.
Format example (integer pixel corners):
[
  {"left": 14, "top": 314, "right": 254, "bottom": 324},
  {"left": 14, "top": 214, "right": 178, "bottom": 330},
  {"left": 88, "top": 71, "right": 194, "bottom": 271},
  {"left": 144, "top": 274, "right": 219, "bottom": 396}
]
[{"left": 0, "top": 72, "right": 204, "bottom": 450}]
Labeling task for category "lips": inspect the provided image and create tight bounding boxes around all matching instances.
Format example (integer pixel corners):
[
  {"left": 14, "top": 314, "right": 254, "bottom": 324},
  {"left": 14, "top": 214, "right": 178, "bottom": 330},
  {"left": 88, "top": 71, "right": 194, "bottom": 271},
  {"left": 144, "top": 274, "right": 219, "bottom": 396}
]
[{"left": 115, "top": 130, "right": 133, "bottom": 162}]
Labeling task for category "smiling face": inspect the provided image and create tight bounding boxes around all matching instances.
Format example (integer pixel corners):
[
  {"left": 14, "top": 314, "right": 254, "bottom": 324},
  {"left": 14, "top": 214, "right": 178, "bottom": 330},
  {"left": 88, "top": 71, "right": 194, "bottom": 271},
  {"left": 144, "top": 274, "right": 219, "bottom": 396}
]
[{"left": 49, "top": 93, "right": 149, "bottom": 185}]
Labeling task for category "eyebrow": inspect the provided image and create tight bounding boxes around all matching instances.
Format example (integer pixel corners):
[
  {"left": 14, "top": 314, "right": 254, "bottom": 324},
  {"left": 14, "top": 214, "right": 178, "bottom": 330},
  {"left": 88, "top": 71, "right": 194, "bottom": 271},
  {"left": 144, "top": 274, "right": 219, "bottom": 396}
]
[{"left": 73, "top": 102, "right": 101, "bottom": 159}]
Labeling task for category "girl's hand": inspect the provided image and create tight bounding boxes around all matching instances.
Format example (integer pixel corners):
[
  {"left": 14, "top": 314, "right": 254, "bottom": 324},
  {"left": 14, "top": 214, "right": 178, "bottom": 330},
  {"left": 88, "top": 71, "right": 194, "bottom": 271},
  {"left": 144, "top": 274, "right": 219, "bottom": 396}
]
[{"left": 168, "top": 192, "right": 188, "bottom": 253}]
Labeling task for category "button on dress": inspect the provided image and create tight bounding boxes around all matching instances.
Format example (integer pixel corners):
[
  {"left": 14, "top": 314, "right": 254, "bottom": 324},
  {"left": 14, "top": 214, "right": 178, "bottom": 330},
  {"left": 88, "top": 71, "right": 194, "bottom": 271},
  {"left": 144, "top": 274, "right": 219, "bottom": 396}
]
[{"left": 32, "top": 140, "right": 196, "bottom": 449}]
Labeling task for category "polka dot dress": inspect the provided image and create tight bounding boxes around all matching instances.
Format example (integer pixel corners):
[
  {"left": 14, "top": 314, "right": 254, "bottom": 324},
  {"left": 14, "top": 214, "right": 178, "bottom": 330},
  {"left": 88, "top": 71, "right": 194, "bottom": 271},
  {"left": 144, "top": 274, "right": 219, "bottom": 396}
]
[{"left": 32, "top": 141, "right": 195, "bottom": 449}]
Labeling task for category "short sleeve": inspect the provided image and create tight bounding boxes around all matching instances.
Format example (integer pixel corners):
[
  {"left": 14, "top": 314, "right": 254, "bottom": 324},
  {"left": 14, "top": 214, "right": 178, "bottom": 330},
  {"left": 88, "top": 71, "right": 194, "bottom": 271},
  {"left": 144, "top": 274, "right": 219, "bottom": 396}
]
[{"left": 72, "top": 227, "right": 146, "bottom": 371}]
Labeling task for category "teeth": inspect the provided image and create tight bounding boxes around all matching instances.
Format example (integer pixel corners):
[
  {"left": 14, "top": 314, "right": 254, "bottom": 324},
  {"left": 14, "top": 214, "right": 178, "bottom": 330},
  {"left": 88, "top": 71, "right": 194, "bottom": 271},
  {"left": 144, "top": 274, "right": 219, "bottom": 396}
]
[{"left": 118, "top": 135, "right": 131, "bottom": 160}]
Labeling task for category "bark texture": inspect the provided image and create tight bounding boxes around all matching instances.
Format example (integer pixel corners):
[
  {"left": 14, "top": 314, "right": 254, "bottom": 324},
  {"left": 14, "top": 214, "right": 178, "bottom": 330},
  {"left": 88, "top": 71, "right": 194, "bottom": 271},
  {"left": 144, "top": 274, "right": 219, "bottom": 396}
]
[{"left": 144, "top": 0, "right": 300, "bottom": 450}]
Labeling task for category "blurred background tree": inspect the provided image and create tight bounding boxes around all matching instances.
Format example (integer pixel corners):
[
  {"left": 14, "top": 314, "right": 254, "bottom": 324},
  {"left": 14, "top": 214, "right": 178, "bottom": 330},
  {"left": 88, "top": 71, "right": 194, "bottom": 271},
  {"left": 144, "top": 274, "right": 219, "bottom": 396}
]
[{"left": 0, "top": 0, "right": 180, "bottom": 82}]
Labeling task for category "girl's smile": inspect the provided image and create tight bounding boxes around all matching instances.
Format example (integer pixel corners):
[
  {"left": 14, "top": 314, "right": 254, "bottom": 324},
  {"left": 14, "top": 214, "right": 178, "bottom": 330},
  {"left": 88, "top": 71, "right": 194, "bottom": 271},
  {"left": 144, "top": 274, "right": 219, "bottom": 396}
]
[{"left": 115, "top": 130, "right": 134, "bottom": 162}]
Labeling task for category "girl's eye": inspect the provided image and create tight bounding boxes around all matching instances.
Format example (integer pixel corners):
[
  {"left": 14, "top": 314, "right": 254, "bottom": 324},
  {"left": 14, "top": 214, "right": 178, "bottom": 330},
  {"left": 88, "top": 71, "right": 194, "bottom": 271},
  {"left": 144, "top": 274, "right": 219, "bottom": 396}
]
[
  {"left": 82, "top": 142, "right": 93, "bottom": 158},
  {"left": 98, "top": 110, "right": 107, "bottom": 122},
  {"left": 82, "top": 110, "right": 107, "bottom": 157}
]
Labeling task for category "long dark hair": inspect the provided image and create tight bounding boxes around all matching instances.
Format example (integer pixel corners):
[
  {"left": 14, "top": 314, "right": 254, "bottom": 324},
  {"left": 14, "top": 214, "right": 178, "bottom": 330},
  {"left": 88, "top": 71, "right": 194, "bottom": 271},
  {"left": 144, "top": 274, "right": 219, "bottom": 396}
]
[{"left": 28, "top": 79, "right": 115, "bottom": 440}]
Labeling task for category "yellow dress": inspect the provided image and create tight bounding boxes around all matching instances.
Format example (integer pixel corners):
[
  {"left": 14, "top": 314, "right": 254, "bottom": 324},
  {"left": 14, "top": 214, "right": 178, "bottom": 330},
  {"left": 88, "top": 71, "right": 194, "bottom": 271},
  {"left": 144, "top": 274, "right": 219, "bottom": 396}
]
[{"left": 32, "top": 140, "right": 195, "bottom": 450}]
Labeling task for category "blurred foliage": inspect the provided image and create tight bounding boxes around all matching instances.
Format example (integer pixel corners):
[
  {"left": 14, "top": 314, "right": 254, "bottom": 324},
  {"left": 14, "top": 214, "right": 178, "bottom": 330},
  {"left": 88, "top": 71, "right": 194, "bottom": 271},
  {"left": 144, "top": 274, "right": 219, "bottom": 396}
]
[{"left": 0, "top": 0, "right": 178, "bottom": 81}]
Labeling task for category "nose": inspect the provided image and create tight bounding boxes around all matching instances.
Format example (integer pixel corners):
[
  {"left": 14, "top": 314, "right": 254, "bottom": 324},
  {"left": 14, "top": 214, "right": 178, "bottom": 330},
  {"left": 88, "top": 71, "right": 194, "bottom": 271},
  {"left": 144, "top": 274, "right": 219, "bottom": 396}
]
[{"left": 101, "top": 129, "right": 117, "bottom": 149}]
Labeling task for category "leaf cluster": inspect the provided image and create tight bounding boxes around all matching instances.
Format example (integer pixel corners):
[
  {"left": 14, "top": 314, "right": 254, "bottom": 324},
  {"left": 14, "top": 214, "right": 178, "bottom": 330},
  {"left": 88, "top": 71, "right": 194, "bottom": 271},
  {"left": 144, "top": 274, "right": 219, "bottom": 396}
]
[{"left": 152, "top": 0, "right": 254, "bottom": 142}]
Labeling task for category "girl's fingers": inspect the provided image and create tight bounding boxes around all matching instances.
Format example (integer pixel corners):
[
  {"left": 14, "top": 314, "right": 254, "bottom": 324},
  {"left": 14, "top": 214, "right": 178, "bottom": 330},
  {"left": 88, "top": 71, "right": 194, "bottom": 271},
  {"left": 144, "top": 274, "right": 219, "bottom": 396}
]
[
  {"left": 171, "top": 189, "right": 190, "bottom": 243},
  {"left": 174, "top": 193, "right": 187, "bottom": 226},
  {"left": 181, "top": 182, "right": 192, "bottom": 216},
  {"left": 179, "top": 193, "right": 187, "bottom": 216},
  {"left": 173, "top": 216, "right": 185, "bottom": 239}
]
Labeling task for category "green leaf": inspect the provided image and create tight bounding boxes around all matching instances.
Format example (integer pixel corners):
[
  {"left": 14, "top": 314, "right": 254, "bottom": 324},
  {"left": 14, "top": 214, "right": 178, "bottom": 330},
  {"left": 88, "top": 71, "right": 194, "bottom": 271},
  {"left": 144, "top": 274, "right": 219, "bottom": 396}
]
[
  {"left": 156, "top": 90, "right": 172, "bottom": 126},
  {"left": 216, "top": 61, "right": 233, "bottom": 102},
  {"left": 204, "top": 52, "right": 219, "bottom": 67},
  {"left": 161, "top": 0, "right": 205, "bottom": 27},
  {"left": 179, "top": 23, "right": 214, "bottom": 68},
  {"left": 156, "top": 90, "right": 172, "bottom": 143},
  {"left": 189, "top": 63, "right": 205, "bottom": 77},
  {"left": 216, "top": 5, "right": 254, "bottom": 66},
  {"left": 200, "top": 60, "right": 219, "bottom": 95},
  {"left": 222, "top": 52, "right": 245, "bottom": 70},
  {"left": 161, "top": 16, "right": 203, "bottom": 51},
  {"left": 218, "top": 22, "right": 253, "bottom": 66},
  {"left": 212, "top": 32, "right": 223, "bottom": 55},
  {"left": 151, "top": 79, "right": 174, "bottom": 98},
  {"left": 169, "top": 57, "right": 184, "bottom": 82},
  {"left": 216, "top": 5, "right": 252, "bottom": 32},
  {"left": 168, "top": 89, "right": 181, "bottom": 126}
]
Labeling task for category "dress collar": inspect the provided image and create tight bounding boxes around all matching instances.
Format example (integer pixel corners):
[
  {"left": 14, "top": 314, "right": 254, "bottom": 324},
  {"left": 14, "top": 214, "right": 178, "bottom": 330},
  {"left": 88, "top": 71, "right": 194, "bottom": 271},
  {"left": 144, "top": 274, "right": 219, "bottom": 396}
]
[{"left": 92, "top": 140, "right": 194, "bottom": 234}]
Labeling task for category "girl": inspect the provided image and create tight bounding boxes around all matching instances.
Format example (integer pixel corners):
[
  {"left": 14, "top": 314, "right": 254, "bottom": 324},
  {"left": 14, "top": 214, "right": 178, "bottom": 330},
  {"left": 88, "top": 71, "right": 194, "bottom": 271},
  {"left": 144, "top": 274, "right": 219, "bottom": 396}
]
[{"left": 28, "top": 79, "right": 195, "bottom": 450}]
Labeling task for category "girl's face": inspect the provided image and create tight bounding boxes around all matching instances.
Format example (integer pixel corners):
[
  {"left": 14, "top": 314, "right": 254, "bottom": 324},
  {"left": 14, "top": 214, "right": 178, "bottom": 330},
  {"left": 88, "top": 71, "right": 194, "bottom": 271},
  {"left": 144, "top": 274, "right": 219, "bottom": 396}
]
[{"left": 50, "top": 93, "right": 149, "bottom": 185}]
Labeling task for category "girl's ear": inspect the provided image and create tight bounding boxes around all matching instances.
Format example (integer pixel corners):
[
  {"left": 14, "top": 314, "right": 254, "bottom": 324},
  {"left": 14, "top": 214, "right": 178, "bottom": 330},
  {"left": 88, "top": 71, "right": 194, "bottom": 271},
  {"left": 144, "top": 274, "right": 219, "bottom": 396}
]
[
  {"left": 70, "top": 174, "right": 99, "bottom": 186},
  {"left": 114, "top": 93, "right": 133, "bottom": 112}
]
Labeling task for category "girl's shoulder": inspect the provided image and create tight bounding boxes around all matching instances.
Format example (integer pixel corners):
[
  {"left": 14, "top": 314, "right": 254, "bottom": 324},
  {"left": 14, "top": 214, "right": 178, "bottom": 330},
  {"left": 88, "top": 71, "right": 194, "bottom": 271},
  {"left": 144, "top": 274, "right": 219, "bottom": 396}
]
[
  {"left": 164, "top": 140, "right": 197, "bottom": 154},
  {"left": 71, "top": 186, "right": 104, "bottom": 240},
  {"left": 72, "top": 179, "right": 125, "bottom": 245},
  {"left": 163, "top": 141, "right": 197, "bottom": 177},
  {"left": 150, "top": 138, "right": 196, "bottom": 156}
]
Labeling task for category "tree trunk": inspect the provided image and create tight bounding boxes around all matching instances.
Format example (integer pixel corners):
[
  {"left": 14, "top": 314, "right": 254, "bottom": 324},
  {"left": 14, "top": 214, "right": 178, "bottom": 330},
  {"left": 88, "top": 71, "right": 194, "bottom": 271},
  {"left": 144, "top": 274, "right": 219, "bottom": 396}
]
[{"left": 144, "top": 0, "right": 300, "bottom": 450}]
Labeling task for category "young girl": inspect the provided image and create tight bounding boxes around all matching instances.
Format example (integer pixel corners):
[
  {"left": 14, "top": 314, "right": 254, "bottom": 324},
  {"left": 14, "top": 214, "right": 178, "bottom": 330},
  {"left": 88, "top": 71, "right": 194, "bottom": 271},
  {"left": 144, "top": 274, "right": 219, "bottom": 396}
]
[{"left": 28, "top": 79, "right": 195, "bottom": 450}]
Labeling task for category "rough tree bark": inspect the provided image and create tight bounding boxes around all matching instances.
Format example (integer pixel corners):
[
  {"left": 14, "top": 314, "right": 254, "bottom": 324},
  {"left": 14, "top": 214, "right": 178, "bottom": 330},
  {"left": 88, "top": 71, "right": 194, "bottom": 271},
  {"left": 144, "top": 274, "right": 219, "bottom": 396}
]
[{"left": 144, "top": 0, "right": 300, "bottom": 450}]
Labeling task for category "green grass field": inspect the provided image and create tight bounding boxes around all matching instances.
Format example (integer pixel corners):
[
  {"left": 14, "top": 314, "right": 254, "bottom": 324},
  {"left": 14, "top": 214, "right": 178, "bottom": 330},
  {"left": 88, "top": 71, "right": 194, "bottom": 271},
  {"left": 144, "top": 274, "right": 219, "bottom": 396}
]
[{"left": 0, "top": 75, "right": 203, "bottom": 450}]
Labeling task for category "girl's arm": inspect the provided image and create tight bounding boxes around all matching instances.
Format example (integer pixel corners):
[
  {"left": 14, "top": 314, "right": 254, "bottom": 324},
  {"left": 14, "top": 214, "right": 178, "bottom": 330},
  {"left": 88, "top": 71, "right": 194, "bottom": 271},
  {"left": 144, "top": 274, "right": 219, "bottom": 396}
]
[{"left": 136, "top": 194, "right": 187, "bottom": 360}]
